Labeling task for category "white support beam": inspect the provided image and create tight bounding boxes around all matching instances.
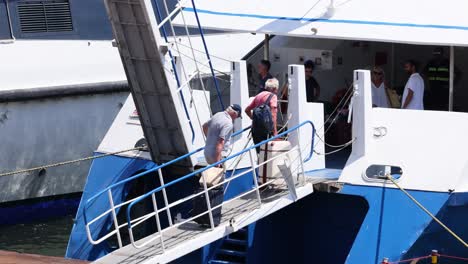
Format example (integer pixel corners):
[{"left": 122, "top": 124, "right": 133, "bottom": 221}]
[
  {"left": 288, "top": 64, "right": 325, "bottom": 172},
  {"left": 230, "top": 61, "right": 250, "bottom": 135},
  {"left": 349, "top": 70, "right": 373, "bottom": 158},
  {"left": 226, "top": 60, "right": 252, "bottom": 169}
]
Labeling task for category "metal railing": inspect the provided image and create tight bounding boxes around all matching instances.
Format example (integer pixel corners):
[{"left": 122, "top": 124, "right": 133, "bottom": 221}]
[
  {"left": 83, "top": 126, "right": 251, "bottom": 246},
  {"left": 84, "top": 121, "right": 315, "bottom": 251}
]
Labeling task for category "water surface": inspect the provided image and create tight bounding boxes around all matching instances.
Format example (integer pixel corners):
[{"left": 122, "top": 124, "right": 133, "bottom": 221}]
[{"left": 0, "top": 215, "right": 74, "bottom": 257}]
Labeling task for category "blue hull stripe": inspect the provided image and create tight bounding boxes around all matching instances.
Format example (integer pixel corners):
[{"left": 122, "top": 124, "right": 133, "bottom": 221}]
[
  {"left": 183, "top": 7, "right": 468, "bottom": 31},
  {"left": 0, "top": 194, "right": 81, "bottom": 226}
]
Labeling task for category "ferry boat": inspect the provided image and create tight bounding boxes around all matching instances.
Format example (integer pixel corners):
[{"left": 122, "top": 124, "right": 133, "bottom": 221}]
[
  {"left": 65, "top": 0, "right": 468, "bottom": 263},
  {"left": 0, "top": 0, "right": 262, "bottom": 225},
  {"left": 0, "top": 0, "right": 128, "bottom": 225}
]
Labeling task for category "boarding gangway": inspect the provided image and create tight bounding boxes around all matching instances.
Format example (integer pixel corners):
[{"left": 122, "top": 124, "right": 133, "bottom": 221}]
[
  {"left": 103, "top": 0, "right": 226, "bottom": 168},
  {"left": 83, "top": 121, "right": 318, "bottom": 263}
]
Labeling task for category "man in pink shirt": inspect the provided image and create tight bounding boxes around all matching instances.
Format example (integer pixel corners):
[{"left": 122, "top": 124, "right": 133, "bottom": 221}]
[{"left": 245, "top": 78, "right": 278, "bottom": 152}]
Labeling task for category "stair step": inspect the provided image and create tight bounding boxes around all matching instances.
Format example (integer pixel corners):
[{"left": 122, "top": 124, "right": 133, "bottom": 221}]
[
  {"left": 228, "top": 228, "right": 248, "bottom": 240},
  {"left": 225, "top": 238, "right": 247, "bottom": 246},
  {"left": 217, "top": 249, "right": 246, "bottom": 258},
  {"left": 209, "top": 260, "right": 242, "bottom": 264}
]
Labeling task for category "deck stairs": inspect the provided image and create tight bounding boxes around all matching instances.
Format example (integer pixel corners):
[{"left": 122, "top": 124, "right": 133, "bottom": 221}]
[{"left": 209, "top": 227, "right": 248, "bottom": 264}]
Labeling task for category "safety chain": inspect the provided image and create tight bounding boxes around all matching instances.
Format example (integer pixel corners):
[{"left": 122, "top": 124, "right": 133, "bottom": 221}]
[{"left": 0, "top": 146, "right": 146, "bottom": 178}]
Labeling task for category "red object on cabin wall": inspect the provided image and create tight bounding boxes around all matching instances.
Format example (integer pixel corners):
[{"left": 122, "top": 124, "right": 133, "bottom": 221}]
[{"left": 375, "top": 52, "right": 388, "bottom": 66}]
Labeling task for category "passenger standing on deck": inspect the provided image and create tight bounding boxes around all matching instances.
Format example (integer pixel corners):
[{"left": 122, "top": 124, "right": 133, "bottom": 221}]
[
  {"left": 245, "top": 78, "right": 279, "bottom": 153},
  {"left": 304, "top": 60, "right": 321, "bottom": 102},
  {"left": 371, "top": 66, "right": 389, "bottom": 108},
  {"left": 402, "top": 60, "right": 424, "bottom": 110},
  {"left": 203, "top": 105, "right": 242, "bottom": 165},
  {"left": 423, "top": 47, "right": 461, "bottom": 110},
  {"left": 256, "top": 60, "right": 273, "bottom": 94}
]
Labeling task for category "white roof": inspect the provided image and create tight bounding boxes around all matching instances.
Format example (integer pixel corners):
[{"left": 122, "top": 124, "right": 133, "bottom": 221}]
[{"left": 174, "top": 0, "right": 468, "bottom": 46}]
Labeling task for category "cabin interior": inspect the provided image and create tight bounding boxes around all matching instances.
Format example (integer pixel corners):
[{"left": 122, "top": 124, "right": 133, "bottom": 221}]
[{"left": 246, "top": 36, "right": 468, "bottom": 111}]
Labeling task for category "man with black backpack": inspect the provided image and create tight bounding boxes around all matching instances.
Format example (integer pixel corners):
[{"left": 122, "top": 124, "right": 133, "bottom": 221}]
[{"left": 245, "top": 78, "right": 279, "bottom": 153}]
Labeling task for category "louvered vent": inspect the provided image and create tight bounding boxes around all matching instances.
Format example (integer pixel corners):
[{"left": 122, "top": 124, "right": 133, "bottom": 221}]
[{"left": 17, "top": 0, "right": 73, "bottom": 33}]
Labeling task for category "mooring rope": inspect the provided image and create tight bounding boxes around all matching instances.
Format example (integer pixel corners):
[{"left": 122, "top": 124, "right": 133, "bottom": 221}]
[
  {"left": 386, "top": 175, "right": 468, "bottom": 248},
  {"left": 0, "top": 146, "right": 146, "bottom": 178}
]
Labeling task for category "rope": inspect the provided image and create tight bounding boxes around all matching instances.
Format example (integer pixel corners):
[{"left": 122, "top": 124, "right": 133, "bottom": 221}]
[
  {"left": 438, "top": 254, "right": 468, "bottom": 261},
  {"left": 172, "top": 40, "right": 234, "bottom": 64},
  {"left": 0, "top": 147, "right": 145, "bottom": 178},
  {"left": 313, "top": 138, "right": 355, "bottom": 156},
  {"left": 386, "top": 175, "right": 468, "bottom": 248},
  {"left": 388, "top": 254, "right": 468, "bottom": 263},
  {"left": 312, "top": 83, "right": 355, "bottom": 150},
  {"left": 388, "top": 255, "right": 430, "bottom": 264},
  {"left": 315, "top": 131, "right": 354, "bottom": 148}
]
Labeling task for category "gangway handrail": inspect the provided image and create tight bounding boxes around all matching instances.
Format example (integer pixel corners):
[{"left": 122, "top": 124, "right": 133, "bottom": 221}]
[
  {"left": 83, "top": 121, "right": 314, "bottom": 247},
  {"left": 126, "top": 120, "right": 315, "bottom": 228},
  {"left": 83, "top": 126, "right": 251, "bottom": 227}
]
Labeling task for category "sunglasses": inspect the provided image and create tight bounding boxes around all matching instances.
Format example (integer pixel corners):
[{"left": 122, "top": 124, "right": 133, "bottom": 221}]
[{"left": 372, "top": 71, "right": 383, "bottom": 75}]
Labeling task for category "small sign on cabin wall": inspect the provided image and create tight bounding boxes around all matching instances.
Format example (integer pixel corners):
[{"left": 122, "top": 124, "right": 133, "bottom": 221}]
[{"left": 271, "top": 47, "right": 333, "bottom": 71}]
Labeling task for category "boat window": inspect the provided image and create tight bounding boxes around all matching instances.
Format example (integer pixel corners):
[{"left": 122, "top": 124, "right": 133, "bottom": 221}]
[
  {"left": 365, "top": 165, "right": 402, "bottom": 180},
  {"left": 17, "top": 0, "right": 73, "bottom": 34}
]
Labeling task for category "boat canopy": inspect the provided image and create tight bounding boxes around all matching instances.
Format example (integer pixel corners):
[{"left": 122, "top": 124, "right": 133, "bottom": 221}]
[{"left": 173, "top": 0, "right": 468, "bottom": 46}]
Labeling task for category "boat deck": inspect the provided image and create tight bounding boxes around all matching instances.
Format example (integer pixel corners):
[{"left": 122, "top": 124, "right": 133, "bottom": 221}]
[
  {"left": 93, "top": 170, "right": 341, "bottom": 264},
  {"left": 0, "top": 250, "right": 89, "bottom": 264}
]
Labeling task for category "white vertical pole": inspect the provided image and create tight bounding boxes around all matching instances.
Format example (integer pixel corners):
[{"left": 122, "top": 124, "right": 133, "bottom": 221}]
[
  {"left": 248, "top": 149, "right": 262, "bottom": 207},
  {"left": 108, "top": 190, "right": 123, "bottom": 248},
  {"left": 200, "top": 173, "right": 215, "bottom": 230},
  {"left": 230, "top": 61, "right": 252, "bottom": 169},
  {"left": 158, "top": 168, "right": 173, "bottom": 226},
  {"left": 230, "top": 61, "right": 251, "bottom": 135},
  {"left": 288, "top": 65, "right": 307, "bottom": 149},
  {"left": 151, "top": 193, "right": 165, "bottom": 252},
  {"left": 449, "top": 46, "right": 454, "bottom": 112},
  {"left": 351, "top": 70, "right": 373, "bottom": 157}
]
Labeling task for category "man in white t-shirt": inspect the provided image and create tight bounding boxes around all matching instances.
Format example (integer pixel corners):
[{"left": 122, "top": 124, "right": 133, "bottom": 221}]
[{"left": 402, "top": 60, "right": 424, "bottom": 110}]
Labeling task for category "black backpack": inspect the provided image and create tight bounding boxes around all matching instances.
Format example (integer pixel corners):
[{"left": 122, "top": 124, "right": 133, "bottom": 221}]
[{"left": 252, "top": 93, "right": 275, "bottom": 133}]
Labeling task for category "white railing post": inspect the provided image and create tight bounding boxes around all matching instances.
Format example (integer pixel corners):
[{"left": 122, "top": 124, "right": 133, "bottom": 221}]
[
  {"left": 151, "top": 193, "right": 165, "bottom": 252},
  {"left": 107, "top": 190, "right": 123, "bottom": 248},
  {"left": 200, "top": 171, "right": 215, "bottom": 230},
  {"left": 248, "top": 149, "right": 262, "bottom": 206},
  {"left": 158, "top": 168, "right": 173, "bottom": 226},
  {"left": 298, "top": 144, "right": 306, "bottom": 185},
  {"left": 288, "top": 64, "right": 325, "bottom": 172}
]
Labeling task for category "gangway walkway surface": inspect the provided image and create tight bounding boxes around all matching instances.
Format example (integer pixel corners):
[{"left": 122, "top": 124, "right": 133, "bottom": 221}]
[{"left": 93, "top": 183, "right": 315, "bottom": 264}]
